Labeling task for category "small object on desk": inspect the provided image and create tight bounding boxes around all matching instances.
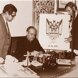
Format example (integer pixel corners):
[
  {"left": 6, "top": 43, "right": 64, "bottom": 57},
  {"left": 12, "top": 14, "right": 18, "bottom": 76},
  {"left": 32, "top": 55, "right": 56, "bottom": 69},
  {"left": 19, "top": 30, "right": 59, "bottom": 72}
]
[
  {"left": 31, "top": 51, "right": 39, "bottom": 57},
  {"left": 22, "top": 58, "right": 31, "bottom": 67},
  {"left": 31, "top": 61, "right": 43, "bottom": 67},
  {"left": 39, "top": 53, "right": 50, "bottom": 57},
  {"left": 56, "top": 59, "right": 72, "bottom": 65},
  {"left": 0, "top": 57, "right": 4, "bottom": 64},
  {"left": 23, "top": 51, "right": 31, "bottom": 67}
]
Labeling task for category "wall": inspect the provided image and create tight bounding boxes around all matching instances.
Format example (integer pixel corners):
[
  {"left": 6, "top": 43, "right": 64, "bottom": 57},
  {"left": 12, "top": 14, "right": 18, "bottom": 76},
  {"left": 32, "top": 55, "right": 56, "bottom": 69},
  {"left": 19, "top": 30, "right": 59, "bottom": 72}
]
[
  {"left": 0, "top": 0, "right": 33, "bottom": 37},
  {"left": 76, "top": 0, "right": 78, "bottom": 8},
  {"left": 0, "top": 0, "right": 78, "bottom": 37}
]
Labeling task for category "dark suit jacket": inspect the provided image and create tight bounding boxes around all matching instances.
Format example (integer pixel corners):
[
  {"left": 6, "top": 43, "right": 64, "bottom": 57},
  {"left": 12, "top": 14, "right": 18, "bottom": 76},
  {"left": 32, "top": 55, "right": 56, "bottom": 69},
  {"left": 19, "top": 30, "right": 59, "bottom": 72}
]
[
  {"left": 0, "top": 14, "right": 11, "bottom": 58},
  {"left": 13, "top": 36, "right": 45, "bottom": 61},
  {"left": 71, "top": 14, "right": 78, "bottom": 50}
]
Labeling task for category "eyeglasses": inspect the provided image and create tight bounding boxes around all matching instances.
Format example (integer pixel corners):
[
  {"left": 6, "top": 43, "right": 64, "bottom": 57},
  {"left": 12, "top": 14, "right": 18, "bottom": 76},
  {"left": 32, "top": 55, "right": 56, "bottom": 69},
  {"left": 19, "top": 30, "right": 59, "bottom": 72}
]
[{"left": 11, "top": 14, "right": 16, "bottom": 17}]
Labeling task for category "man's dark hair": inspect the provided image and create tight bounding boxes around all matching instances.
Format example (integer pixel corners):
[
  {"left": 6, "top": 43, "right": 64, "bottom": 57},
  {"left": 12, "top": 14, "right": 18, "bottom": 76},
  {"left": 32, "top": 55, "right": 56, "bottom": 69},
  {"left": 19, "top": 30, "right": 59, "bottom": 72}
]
[
  {"left": 3, "top": 4, "right": 17, "bottom": 14},
  {"left": 26, "top": 26, "right": 37, "bottom": 35},
  {"left": 65, "top": 2, "right": 77, "bottom": 10}
]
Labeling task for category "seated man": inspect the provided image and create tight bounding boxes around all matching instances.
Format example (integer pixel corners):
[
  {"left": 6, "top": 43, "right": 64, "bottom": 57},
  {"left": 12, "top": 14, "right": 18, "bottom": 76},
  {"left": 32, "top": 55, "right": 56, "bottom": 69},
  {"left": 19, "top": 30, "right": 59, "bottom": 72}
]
[{"left": 14, "top": 26, "right": 45, "bottom": 61}]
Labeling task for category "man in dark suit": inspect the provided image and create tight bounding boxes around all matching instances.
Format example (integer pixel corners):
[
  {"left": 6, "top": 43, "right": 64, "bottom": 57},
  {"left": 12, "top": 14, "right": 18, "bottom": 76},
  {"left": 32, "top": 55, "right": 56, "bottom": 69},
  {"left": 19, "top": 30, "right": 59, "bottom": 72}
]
[
  {"left": 0, "top": 4, "right": 17, "bottom": 59},
  {"left": 14, "top": 26, "right": 45, "bottom": 61}
]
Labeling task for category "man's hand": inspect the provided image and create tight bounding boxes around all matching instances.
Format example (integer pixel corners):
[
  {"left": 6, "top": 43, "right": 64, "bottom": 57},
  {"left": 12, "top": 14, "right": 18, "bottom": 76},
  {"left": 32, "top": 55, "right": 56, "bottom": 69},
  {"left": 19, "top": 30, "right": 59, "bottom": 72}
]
[
  {"left": 64, "top": 36, "right": 72, "bottom": 43},
  {"left": 0, "top": 57, "right": 4, "bottom": 64},
  {"left": 31, "top": 51, "right": 40, "bottom": 57}
]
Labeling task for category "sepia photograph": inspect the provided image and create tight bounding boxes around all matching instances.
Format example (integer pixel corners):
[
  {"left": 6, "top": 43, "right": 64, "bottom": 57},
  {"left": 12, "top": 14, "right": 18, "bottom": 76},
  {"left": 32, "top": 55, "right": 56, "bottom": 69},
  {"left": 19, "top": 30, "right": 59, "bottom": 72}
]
[{"left": 0, "top": 0, "right": 78, "bottom": 78}]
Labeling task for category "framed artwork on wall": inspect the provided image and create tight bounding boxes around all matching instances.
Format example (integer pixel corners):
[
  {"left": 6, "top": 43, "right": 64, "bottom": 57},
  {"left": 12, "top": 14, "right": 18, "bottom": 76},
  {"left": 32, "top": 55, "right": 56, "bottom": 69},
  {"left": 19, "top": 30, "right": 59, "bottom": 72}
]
[{"left": 57, "top": 0, "right": 76, "bottom": 11}]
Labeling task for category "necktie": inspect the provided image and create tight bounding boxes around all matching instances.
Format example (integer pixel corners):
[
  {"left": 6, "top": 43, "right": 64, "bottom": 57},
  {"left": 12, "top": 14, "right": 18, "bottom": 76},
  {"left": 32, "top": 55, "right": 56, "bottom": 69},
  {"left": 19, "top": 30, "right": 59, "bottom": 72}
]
[{"left": 6, "top": 22, "right": 11, "bottom": 36}]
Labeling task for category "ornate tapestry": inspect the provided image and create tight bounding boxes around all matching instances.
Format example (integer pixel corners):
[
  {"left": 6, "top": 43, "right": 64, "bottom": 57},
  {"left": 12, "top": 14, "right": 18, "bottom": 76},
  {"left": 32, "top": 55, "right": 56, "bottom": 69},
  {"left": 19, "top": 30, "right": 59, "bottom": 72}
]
[{"left": 33, "top": 0, "right": 55, "bottom": 30}]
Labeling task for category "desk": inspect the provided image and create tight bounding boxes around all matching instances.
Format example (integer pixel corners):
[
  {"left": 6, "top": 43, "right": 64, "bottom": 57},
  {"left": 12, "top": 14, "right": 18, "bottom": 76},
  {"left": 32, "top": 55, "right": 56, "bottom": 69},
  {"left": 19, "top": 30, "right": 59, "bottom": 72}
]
[
  {"left": 59, "top": 56, "right": 78, "bottom": 78},
  {"left": 0, "top": 62, "right": 76, "bottom": 78},
  {"left": 30, "top": 65, "right": 75, "bottom": 78},
  {"left": 0, "top": 56, "right": 77, "bottom": 78}
]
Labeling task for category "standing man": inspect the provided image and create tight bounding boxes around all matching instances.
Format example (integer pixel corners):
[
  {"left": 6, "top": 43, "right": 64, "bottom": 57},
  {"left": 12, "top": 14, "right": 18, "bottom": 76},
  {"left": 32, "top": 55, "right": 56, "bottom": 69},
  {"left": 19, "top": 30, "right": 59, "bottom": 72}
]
[{"left": 0, "top": 4, "right": 17, "bottom": 59}]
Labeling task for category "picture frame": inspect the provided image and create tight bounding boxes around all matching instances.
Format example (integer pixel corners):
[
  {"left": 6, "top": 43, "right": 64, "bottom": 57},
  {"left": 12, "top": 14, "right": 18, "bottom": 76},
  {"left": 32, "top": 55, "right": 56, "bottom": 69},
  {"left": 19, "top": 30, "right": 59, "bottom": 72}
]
[
  {"left": 39, "top": 14, "right": 70, "bottom": 50},
  {"left": 57, "top": 0, "right": 76, "bottom": 11}
]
